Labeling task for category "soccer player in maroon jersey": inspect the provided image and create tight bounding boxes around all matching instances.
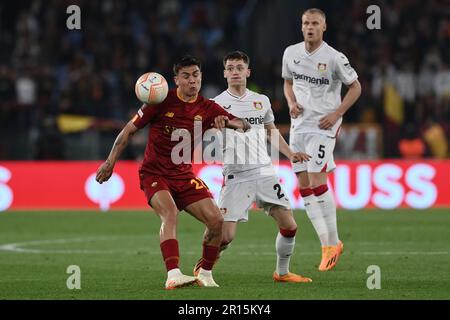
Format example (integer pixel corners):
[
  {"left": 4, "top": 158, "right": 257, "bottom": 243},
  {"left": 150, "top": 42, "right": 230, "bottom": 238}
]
[{"left": 96, "top": 56, "right": 250, "bottom": 289}]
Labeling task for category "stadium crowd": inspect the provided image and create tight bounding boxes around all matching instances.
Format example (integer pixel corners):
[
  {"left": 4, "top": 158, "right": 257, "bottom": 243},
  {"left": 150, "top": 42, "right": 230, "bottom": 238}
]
[{"left": 0, "top": 0, "right": 448, "bottom": 159}]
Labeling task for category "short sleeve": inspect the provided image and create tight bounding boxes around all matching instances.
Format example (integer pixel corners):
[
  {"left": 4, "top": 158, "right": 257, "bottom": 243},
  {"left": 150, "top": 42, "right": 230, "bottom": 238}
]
[
  {"left": 263, "top": 97, "right": 275, "bottom": 124},
  {"left": 282, "top": 48, "right": 293, "bottom": 80},
  {"left": 334, "top": 52, "right": 358, "bottom": 86},
  {"left": 132, "top": 104, "right": 159, "bottom": 129}
]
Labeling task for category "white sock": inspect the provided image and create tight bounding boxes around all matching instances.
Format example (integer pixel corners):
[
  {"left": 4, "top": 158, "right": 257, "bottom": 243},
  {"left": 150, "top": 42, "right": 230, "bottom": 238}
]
[
  {"left": 315, "top": 189, "right": 339, "bottom": 246},
  {"left": 275, "top": 232, "right": 295, "bottom": 276},
  {"left": 198, "top": 268, "right": 212, "bottom": 277},
  {"left": 303, "top": 193, "right": 329, "bottom": 246},
  {"left": 167, "top": 268, "right": 182, "bottom": 279}
]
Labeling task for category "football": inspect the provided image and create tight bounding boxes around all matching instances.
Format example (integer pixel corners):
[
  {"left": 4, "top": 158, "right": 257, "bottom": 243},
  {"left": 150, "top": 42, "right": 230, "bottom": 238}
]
[{"left": 135, "top": 72, "right": 169, "bottom": 104}]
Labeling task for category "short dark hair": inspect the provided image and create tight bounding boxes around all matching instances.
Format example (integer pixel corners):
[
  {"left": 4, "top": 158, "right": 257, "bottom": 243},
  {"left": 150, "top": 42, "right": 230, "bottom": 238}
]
[
  {"left": 223, "top": 51, "right": 250, "bottom": 67},
  {"left": 173, "top": 55, "right": 202, "bottom": 75},
  {"left": 302, "top": 8, "right": 326, "bottom": 21}
]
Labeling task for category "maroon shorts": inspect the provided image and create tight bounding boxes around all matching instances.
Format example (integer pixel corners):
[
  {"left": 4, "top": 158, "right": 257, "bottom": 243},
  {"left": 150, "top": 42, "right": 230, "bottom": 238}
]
[{"left": 139, "top": 173, "right": 213, "bottom": 210}]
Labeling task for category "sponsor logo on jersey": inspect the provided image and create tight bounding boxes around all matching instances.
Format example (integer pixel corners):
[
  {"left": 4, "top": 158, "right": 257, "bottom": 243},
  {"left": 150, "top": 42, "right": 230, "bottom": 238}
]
[
  {"left": 165, "top": 111, "right": 174, "bottom": 118},
  {"left": 245, "top": 115, "right": 264, "bottom": 125},
  {"left": 253, "top": 102, "right": 263, "bottom": 110},
  {"left": 318, "top": 63, "right": 327, "bottom": 72},
  {"left": 224, "top": 105, "right": 231, "bottom": 109},
  {"left": 194, "top": 115, "right": 203, "bottom": 121},
  {"left": 294, "top": 59, "right": 301, "bottom": 64},
  {"left": 292, "top": 72, "right": 330, "bottom": 85},
  {"left": 151, "top": 182, "right": 158, "bottom": 187},
  {"left": 138, "top": 109, "right": 144, "bottom": 118}
]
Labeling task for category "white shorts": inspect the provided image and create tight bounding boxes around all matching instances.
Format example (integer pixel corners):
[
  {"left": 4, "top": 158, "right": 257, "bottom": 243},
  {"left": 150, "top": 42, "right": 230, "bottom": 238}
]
[
  {"left": 218, "top": 175, "right": 291, "bottom": 222},
  {"left": 290, "top": 132, "right": 336, "bottom": 173}
]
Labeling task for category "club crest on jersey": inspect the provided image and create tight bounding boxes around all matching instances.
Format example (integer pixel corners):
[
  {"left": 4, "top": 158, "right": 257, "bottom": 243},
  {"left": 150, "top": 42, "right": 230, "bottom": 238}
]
[
  {"left": 253, "top": 102, "right": 263, "bottom": 110},
  {"left": 219, "top": 208, "right": 227, "bottom": 215},
  {"left": 165, "top": 112, "right": 174, "bottom": 118},
  {"left": 318, "top": 63, "right": 327, "bottom": 72},
  {"left": 194, "top": 115, "right": 203, "bottom": 121}
]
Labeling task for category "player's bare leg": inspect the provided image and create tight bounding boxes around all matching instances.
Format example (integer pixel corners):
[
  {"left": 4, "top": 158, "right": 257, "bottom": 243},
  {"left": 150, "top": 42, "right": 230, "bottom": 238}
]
[
  {"left": 270, "top": 206, "right": 312, "bottom": 283},
  {"left": 194, "top": 221, "right": 237, "bottom": 276},
  {"left": 150, "top": 191, "right": 196, "bottom": 289},
  {"left": 308, "top": 172, "right": 343, "bottom": 271},
  {"left": 185, "top": 198, "right": 224, "bottom": 287}
]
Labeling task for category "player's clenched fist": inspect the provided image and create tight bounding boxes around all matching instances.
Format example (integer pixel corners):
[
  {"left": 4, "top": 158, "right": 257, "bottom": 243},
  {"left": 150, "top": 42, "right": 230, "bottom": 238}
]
[
  {"left": 96, "top": 161, "right": 114, "bottom": 184},
  {"left": 212, "top": 115, "right": 229, "bottom": 129}
]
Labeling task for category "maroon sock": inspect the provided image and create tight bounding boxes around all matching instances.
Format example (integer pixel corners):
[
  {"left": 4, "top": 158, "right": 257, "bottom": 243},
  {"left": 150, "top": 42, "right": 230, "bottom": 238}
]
[
  {"left": 160, "top": 239, "right": 179, "bottom": 271},
  {"left": 280, "top": 228, "right": 297, "bottom": 238},
  {"left": 313, "top": 184, "right": 328, "bottom": 197},
  {"left": 300, "top": 188, "right": 314, "bottom": 197},
  {"left": 201, "top": 245, "right": 220, "bottom": 271}
]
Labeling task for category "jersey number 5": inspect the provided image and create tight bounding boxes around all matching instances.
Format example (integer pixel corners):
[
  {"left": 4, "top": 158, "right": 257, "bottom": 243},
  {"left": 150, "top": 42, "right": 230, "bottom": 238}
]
[{"left": 318, "top": 145, "right": 325, "bottom": 159}]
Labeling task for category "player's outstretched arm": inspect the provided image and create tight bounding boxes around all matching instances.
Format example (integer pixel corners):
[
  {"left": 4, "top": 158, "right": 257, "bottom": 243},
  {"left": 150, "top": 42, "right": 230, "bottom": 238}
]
[
  {"left": 265, "top": 122, "right": 311, "bottom": 163},
  {"left": 283, "top": 79, "right": 303, "bottom": 119},
  {"left": 96, "top": 121, "right": 138, "bottom": 184},
  {"left": 212, "top": 115, "right": 251, "bottom": 132},
  {"left": 319, "top": 79, "right": 362, "bottom": 130}
]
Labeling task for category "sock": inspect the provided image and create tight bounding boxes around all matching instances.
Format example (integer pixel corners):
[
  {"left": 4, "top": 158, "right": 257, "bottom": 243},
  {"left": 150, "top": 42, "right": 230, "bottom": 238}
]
[
  {"left": 313, "top": 185, "right": 339, "bottom": 246},
  {"left": 160, "top": 239, "right": 179, "bottom": 272},
  {"left": 167, "top": 268, "right": 182, "bottom": 279},
  {"left": 201, "top": 244, "right": 220, "bottom": 271},
  {"left": 275, "top": 228, "right": 296, "bottom": 276},
  {"left": 301, "top": 188, "right": 328, "bottom": 246},
  {"left": 198, "top": 268, "right": 212, "bottom": 277}
]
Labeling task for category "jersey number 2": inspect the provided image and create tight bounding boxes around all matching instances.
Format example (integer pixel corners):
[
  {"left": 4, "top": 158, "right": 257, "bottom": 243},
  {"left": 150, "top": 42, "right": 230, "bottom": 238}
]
[{"left": 273, "top": 184, "right": 285, "bottom": 199}]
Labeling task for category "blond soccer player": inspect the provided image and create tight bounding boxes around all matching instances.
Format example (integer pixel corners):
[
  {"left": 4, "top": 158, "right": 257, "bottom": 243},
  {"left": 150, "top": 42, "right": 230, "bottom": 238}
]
[{"left": 282, "top": 8, "right": 361, "bottom": 271}]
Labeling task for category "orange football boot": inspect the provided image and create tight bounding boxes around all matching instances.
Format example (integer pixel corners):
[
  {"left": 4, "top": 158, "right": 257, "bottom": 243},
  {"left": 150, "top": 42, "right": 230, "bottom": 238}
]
[
  {"left": 318, "top": 240, "right": 344, "bottom": 271},
  {"left": 273, "top": 272, "right": 312, "bottom": 283}
]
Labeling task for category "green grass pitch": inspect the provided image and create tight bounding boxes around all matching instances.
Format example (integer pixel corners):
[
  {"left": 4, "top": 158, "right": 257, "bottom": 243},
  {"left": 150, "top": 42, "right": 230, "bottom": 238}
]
[{"left": 0, "top": 209, "right": 449, "bottom": 299}]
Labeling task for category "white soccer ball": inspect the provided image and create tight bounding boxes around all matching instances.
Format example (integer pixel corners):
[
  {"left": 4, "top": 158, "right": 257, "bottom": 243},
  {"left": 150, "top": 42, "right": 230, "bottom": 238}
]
[{"left": 135, "top": 72, "right": 169, "bottom": 104}]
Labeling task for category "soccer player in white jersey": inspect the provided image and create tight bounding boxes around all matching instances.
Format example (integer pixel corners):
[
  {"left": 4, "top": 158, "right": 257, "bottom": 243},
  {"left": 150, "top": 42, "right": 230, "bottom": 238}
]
[
  {"left": 282, "top": 8, "right": 361, "bottom": 271},
  {"left": 194, "top": 51, "right": 312, "bottom": 283}
]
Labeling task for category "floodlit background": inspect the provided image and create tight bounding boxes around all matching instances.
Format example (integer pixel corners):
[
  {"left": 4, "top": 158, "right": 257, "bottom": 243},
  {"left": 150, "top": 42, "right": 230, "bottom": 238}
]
[{"left": 0, "top": 0, "right": 449, "bottom": 301}]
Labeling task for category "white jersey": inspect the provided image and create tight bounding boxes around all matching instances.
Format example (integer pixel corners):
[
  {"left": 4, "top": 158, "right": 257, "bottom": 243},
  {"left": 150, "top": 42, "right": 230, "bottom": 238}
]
[
  {"left": 213, "top": 89, "right": 275, "bottom": 181},
  {"left": 282, "top": 41, "right": 358, "bottom": 137}
]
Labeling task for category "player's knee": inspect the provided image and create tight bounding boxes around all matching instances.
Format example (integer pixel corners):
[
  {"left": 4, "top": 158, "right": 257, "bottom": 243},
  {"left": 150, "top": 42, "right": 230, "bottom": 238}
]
[
  {"left": 297, "top": 173, "right": 311, "bottom": 189},
  {"left": 157, "top": 208, "right": 178, "bottom": 225},
  {"left": 206, "top": 213, "right": 224, "bottom": 231},
  {"left": 221, "top": 235, "right": 233, "bottom": 247},
  {"left": 279, "top": 215, "right": 297, "bottom": 232}
]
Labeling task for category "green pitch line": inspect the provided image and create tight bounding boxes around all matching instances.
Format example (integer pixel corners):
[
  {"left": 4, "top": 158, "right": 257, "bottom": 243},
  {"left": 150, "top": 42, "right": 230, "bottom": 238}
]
[{"left": 0, "top": 209, "right": 449, "bottom": 299}]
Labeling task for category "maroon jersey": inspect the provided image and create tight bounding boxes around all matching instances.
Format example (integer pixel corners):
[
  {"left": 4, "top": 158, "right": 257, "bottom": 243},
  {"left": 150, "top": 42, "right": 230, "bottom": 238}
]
[{"left": 132, "top": 89, "right": 236, "bottom": 179}]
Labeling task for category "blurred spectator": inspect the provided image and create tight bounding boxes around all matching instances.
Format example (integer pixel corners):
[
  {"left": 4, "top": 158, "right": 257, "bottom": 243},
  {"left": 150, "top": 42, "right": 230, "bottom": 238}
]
[
  {"left": 398, "top": 123, "right": 427, "bottom": 159},
  {"left": 0, "top": 0, "right": 449, "bottom": 159},
  {"left": 423, "top": 121, "right": 449, "bottom": 159}
]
